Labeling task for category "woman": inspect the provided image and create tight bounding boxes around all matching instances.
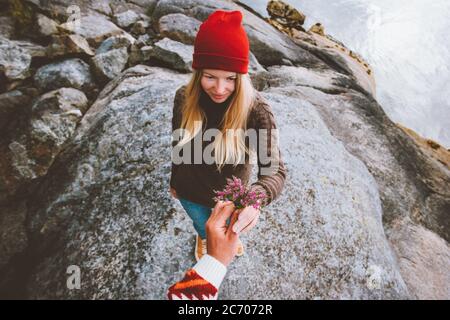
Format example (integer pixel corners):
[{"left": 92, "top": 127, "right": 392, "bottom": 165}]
[{"left": 169, "top": 10, "right": 286, "bottom": 261}]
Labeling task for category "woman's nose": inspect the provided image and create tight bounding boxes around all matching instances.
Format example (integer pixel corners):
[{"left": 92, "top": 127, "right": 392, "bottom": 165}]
[{"left": 214, "top": 81, "right": 227, "bottom": 94}]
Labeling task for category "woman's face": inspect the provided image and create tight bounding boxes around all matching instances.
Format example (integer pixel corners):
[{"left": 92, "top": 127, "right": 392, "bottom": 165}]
[{"left": 200, "top": 69, "right": 237, "bottom": 103}]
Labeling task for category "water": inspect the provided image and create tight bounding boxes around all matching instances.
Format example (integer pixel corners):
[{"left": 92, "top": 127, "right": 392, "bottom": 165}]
[{"left": 240, "top": 0, "right": 450, "bottom": 148}]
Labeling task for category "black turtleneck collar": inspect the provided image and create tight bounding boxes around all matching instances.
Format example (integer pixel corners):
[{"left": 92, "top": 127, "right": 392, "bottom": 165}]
[
  {"left": 199, "top": 88, "right": 234, "bottom": 130},
  {"left": 199, "top": 88, "right": 233, "bottom": 113}
]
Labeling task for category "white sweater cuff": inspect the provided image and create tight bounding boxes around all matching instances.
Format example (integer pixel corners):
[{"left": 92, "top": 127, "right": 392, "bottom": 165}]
[{"left": 193, "top": 254, "right": 227, "bottom": 289}]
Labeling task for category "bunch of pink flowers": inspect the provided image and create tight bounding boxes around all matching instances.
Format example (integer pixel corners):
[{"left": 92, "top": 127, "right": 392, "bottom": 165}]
[{"left": 213, "top": 176, "right": 267, "bottom": 210}]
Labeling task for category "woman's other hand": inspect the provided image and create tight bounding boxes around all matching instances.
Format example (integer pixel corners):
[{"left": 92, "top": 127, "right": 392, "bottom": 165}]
[{"left": 231, "top": 206, "right": 260, "bottom": 234}]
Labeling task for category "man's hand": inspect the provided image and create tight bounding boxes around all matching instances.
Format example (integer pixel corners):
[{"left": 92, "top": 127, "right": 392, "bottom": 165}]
[
  {"left": 231, "top": 206, "right": 260, "bottom": 234},
  {"left": 205, "top": 201, "right": 240, "bottom": 266}
]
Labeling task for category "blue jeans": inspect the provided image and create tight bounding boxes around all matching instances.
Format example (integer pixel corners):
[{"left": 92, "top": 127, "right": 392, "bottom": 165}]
[{"left": 178, "top": 198, "right": 213, "bottom": 239}]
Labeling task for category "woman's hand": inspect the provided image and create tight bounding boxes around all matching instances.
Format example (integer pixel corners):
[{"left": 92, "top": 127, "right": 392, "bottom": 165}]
[
  {"left": 231, "top": 206, "right": 260, "bottom": 234},
  {"left": 169, "top": 187, "right": 178, "bottom": 199}
]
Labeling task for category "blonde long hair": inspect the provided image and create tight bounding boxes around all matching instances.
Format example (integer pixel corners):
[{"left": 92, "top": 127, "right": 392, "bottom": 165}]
[{"left": 176, "top": 70, "right": 257, "bottom": 172}]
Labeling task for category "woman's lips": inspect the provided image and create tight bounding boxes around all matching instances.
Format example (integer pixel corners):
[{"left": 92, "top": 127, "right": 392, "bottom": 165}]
[{"left": 212, "top": 94, "right": 226, "bottom": 99}]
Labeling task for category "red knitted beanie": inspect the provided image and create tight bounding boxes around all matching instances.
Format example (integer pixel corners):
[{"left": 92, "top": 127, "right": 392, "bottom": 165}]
[{"left": 192, "top": 10, "right": 249, "bottom": 74}]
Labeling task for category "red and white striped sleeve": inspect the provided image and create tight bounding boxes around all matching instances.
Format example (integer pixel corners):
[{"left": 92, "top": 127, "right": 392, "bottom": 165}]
[{"left": 167, "top": 254, "right": 227, "bottom": 300}]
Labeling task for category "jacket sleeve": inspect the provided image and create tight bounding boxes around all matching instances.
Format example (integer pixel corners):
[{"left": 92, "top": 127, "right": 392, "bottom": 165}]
[
  {"left": 169, "top": 86, "right": 186, "bottom": 189},
  {"left": 167, "top": 254, "right": 227, "bottom": 300},
  {"left": 249, "top": 101, "right": 286, "bottom": 208}
]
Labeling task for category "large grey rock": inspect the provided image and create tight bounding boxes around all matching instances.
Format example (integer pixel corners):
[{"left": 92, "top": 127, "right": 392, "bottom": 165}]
[
  {"left": 30, "top": 88, "right": 89, "bottom": 143},
  {"left": 109, "top": 1, "right": 148, "bottom": 16},
  {"left": 114, "top": 10, "right": 141, "bottom": 28},
  {"left": 0, "top": 37, "right": 44, "bottom": 89},
  {"left": 131, "top": 20, "right": 151, "bottom": 36},
  {"left": 0, "top": 36, "right": 32, "bottom": 81},
  {"left": 248, "top": 51, "right": 266, "bottom": 76},
  {"left": 257, "top": 67, "right": 450, "bottom": 298},
  {"left": 128, "top": 44, "right": 154, "bottom": 66},
  {"left": 0, "top": 89, "right": 37, "bottom": 132},
  {"left": 92, "top": 47, "right": 129, "bottom": 82},
  {"left": 23, "top": 66, "right": 190, "bottom": 299},
  {"left": 13, "top": 40, "right": 47, "bottom": 58},
  {"left": 96, "top": 35, "right": 135, "bottom": 55},
  {"left": 93, "top": 35, "right": 133, "bottom": 82},
  {"left": 25, "top": 1, "right": 120, "bottom": 22},
  {"left": 23, "top": 1, "right": 156, "bottom": 35},
  {"left": 58, "top": 15, "right": 131, "bottom": 47},
  {"left": 388, "top": 218, "right": 450, "bottom": 299},
  {"left": 36, "top": 13, "right": 59, "bottom": 37},
  {"left": 0, "top": 88, "right": 88, "bottom": 202},
  {"left": 0, "top": 15, "right": 15, "bottom": 39},
  {"left": 292, "top": 30, "right": 376, "bottom": 96},
  {"left": 247, "top": 52, "right": 267, "bottom": 90},
  {"left": 47, "top": 34, "right": 95, "bottom": 58},
  {"left": 158, "top": 13, "right": 201, "bottom": 45},
  {"left": 248, "top": 51, "right": 265, "bottom": 72},
  {"left": 0, "top": 202, "right": 27, "bottom": 271},
  {"left": 34, "top": 59, "right": 96, "bottom": 95},
  {"left": 275, "top": 74, "right": 450, "bottom": 241},
  {"left": 152, "top": 38, "right": 193, "bottom": 73},
  {"left": 253, "top": 65, "right": 350, "bottom": 94},
  {"left": 130, "top": 0, "right": 158, "bottom": 11},
  {"left": 135, "top": 34, "right": 152, "bottom": 48},
  {"left": 24, "top": 0, "right": 151, "bottom": 22}
]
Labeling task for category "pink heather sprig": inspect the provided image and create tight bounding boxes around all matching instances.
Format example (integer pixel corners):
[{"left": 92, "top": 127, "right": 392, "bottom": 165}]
[{"left": 213, "top": 176, "right": 267, "bottom": 210}]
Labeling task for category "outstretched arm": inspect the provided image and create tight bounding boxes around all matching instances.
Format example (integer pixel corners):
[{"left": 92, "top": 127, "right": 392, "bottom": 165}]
[
  {"left": 167, "top": 201, "right": 239, "bottom": 300},
  {"left": 167, "top": 254, "right": 226, "bottom": 300}
]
